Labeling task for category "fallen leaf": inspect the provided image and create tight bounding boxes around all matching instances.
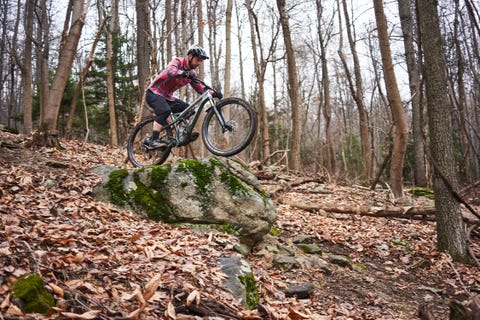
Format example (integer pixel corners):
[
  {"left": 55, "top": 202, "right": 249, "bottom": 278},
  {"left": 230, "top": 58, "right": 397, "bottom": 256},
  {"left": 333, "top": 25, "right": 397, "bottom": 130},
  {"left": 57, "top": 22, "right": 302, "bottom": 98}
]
[
  {"left": 143, "top": 272, "right": 163, "bottom": 301},
  {"left": 60, "top": 310, "right": 102, "bottom": 319},
  {"left": 166, "top": 301, "right": 176, "bottom": 319},
  {"left": 48, "top": 283, "right": 64, "bottom": 297},
  {"left": 186, "top": 290, "right": 200, "bottom": 307}
]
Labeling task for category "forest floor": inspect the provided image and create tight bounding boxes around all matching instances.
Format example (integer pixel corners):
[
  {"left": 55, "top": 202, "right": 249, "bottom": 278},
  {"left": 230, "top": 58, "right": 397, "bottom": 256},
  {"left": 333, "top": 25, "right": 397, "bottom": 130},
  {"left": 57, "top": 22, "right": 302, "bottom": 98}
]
[{"left": 0, "top": 130, "right": 479, "bottom": 320}]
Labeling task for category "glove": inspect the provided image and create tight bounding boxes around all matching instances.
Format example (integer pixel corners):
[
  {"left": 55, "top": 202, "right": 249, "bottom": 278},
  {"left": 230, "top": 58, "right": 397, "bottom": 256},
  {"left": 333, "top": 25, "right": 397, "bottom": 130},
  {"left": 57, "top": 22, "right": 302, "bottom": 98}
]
[
  {"left": 212, "top": 91, "right": 223, "bottom": 99},
  {"left": 183, "top": 70, "right": 194, "bottom": 79}
]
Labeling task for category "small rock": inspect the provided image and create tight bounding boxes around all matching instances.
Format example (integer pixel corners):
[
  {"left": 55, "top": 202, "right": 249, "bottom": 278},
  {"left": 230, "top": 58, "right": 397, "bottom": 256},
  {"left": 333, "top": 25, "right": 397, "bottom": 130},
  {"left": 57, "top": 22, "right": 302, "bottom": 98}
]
[
  {"left": 377, "top": 244, "right": 390, "bottom": 251},
  {"left": 272, "top": 254, "right": 299, "bottom": 270},
  {"left": 291, "top": 234, "right": 316, "bottom": 244},
  {"left": 234, "top": 243, "right": 251, "bottom": 257},
  {"left": 328, "top": 254, "right": 352, "bottom": 269},
  {"left": 296, "top": 243, "right": 323, "bottom": 254},
  {"left": 283, "top": 282, "right": 315, "bottom": 299}
]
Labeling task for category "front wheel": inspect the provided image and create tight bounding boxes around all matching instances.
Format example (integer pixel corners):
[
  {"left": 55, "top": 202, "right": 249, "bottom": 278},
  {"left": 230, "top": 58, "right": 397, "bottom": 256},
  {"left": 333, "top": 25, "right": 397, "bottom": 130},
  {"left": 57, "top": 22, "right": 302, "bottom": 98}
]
[
  {"left": 202, "top": 97, "right": 257, "bottom": 157},
  {"left": 127, "top": 117, "right": 172, "bottom": 167}
]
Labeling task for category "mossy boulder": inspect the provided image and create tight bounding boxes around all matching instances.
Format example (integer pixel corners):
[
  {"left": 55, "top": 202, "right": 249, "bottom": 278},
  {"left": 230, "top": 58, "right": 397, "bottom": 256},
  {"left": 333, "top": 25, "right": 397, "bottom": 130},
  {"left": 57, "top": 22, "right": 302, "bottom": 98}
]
[
  {"left": 11, "top": 274, "right": 55, "bottom": 314},
  {"left": 93, "top": 158, "right": 277, "bottom": 246}
]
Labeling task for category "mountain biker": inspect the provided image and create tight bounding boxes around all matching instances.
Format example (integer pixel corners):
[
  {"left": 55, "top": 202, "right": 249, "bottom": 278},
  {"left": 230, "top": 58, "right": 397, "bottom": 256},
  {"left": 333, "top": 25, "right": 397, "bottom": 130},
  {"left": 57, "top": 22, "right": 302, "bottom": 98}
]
[{"left": 144, "top": 44, "right": 223, "bottom": 148}]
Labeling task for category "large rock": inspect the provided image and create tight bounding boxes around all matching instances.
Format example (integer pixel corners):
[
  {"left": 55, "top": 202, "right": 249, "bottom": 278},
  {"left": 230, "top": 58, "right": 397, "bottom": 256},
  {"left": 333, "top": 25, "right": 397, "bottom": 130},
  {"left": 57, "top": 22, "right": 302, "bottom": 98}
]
[{"left": 93, "top": 158, "right": 277, "bottom": 246}]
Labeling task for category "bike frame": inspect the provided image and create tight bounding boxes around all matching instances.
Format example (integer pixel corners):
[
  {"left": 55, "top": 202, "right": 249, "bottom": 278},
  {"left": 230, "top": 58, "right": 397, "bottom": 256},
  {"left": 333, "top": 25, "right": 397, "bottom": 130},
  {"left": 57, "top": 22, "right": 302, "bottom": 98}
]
[{"left": 167, "top": 80, "right": 227, "bottom": 142}]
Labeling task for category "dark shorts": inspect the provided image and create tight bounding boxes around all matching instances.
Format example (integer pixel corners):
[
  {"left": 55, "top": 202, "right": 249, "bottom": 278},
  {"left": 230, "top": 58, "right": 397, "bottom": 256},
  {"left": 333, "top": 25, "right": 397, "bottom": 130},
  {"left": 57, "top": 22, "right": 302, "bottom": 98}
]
[{"left": 146, "top": 90, "right": 188, "bottom": 126}]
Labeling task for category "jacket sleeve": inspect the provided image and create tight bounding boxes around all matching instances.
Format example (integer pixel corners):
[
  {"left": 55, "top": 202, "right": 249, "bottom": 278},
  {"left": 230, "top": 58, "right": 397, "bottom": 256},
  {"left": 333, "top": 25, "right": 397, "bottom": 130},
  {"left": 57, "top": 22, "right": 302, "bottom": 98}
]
[
  {"left": 190, "top": 76, "right": 206, "bottom": 95},
  {"left": 161, "top": 58, "right": 185, "bottom": 79}
]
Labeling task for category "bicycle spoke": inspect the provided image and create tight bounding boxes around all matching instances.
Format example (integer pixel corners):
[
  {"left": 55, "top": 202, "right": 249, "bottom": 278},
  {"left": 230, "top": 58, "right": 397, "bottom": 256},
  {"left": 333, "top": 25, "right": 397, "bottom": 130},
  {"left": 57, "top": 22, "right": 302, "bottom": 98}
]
[
  {"left": 202, "top": 98, "right": 257, "bottom": 157},
  {"left": 127, "top": 117, "right": 172, "bottom": 167}
]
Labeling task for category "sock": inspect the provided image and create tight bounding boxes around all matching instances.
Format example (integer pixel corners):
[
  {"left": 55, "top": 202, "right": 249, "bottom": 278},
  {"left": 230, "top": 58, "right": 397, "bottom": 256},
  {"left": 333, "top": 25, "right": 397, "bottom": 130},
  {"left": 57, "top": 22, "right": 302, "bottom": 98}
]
[{"left": 152, "top": 130, "right": 160, "bottom": 140}]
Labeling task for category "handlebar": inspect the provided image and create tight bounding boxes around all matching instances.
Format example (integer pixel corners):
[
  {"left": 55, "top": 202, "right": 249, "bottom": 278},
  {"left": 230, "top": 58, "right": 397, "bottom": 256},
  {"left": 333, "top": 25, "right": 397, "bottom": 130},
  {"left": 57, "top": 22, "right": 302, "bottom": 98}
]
[
  {"left": 191, "top": 77, "right": 222, "bottom": 99},
  {"left": 192, "top": 77, "right": 214, "bottom": 91}
]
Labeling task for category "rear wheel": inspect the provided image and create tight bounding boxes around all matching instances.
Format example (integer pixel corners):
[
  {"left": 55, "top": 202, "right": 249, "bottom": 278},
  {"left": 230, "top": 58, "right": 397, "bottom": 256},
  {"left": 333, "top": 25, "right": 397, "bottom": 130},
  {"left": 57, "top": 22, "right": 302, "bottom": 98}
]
[
  {"left": 127, "top": 117, "right": 172, "bottom": 167},
  {"left": 202, "top": 97, "right": 257, "bottom": 157}
]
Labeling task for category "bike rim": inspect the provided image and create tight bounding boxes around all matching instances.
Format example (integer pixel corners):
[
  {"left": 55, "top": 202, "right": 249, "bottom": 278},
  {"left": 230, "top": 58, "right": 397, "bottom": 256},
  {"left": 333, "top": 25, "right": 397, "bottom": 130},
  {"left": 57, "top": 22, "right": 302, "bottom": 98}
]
[{"left": 202, "top": 99, "right": 256, "bottom": 157}]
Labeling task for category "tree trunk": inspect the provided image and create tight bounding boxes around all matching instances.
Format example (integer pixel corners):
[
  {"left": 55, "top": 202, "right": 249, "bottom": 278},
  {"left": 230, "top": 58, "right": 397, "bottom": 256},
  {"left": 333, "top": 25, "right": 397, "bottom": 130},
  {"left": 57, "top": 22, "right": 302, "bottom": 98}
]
[
  {"left": 373, "top": 0, "right": 409, "bottom": 198},
  {"left": 224, "top": 0, "right": 232, "bottom": 98},
  {"left": 0, "top": 0, "right": 6, "bottom": 114},
  {"left": 316, "top": 0, "right": 336, "bottom": 175},
  {"left": 39, "top": 0, "right": 88, "bottom": 146},
  {"left": 245, "top": 0, "right": 271, "bottom": 164},
  {"left": 398, "top": 0, "right": 427, "bottom": 187},
  {"left": 235, "top": 2, "right": 246, "bottom": 101},
  {"left": 416, "top": 0, "right": 469, "bottom": 262},
  {"left": 36, "top": 0, "right": 49, "bottom": 126},
  {"left": 65, "top": 16, "right": 107, "bottom": 139},
  {"left": 11, "top": 0, "right": 33, "bottom": 134},
  {"left": 166, "top": 0, "right": 172, "bottom": 63},
  {"left": 136, "top": 0, "right": 151, "bottom": 118},
  {"left": 106, "top": 0, "right": 119, "bottom": 146},
  {"left": 207, "top": 2, "right": 220, "bottom": 90},
  {"left": 276, "top": 0, "right": 301, "bottom": 171},
  {"left": 453, "top": 0, "right": 471, "bottom": 183},
  {"left": 339, "top": 0, "right": 371, "bottom": 183},
  {"left": 195, "top": 0, "right": 207, "bottom": 159},
  {"left": 22, "top": 0, "right": 34, "bottom": 135}
]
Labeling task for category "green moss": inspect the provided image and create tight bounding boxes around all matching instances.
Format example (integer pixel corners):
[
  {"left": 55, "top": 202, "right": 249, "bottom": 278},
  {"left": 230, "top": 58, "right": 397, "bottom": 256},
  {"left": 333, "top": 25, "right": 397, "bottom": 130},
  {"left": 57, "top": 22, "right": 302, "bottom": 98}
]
[
  {"left": 105, "top": 168, "right": 129, "bottom": 205},
  {"left": 177, "top": 159, "right": 213, "bottom": 190},
  {"left": 410, "top": 187, "right": 435, "bottom": 199},
  {"left": 209, "top": 158, "right": 252, "bottom": 197},
  {"left": 354, "top": 263, "right": 367, "bottom": 271},
  {"left": 12, "top": 274, "right": 55, "bottom": 314},
  {"left": 220, "top": 172, "right": 251, "bottom": 197},
  {"left": 176, "top": 159, "right": 215, "bottom": 214},
  {"left": 296, "top": 243, "right": 323, "bottom": 254},
  {"left": 238, "top": 273, "right": 259, "bottom": 310},
  {"left": 221, "top": 222, "right": 242, "bottom": 236},
  {"left": 259, "top": 188, "right": 270, "bottom": 198},
  {"left": 270, "top": 227, "right": 281, "bottom": 237},
  {"left": 392, "top": 239, "right": 413, "bottom": 252},
  {"left": 2, "top": 126, "right": 19, "bottom": 134},
  {"left": 130, "top": 165, "right": 177, "bottom": 222}
]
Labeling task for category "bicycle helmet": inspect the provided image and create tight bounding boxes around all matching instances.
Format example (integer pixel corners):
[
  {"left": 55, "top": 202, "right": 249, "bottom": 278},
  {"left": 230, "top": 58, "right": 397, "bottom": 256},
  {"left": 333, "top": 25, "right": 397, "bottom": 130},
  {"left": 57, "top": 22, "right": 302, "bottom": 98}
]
[{"left": 187, "top": 45, "right": 209, "bottom": 60}]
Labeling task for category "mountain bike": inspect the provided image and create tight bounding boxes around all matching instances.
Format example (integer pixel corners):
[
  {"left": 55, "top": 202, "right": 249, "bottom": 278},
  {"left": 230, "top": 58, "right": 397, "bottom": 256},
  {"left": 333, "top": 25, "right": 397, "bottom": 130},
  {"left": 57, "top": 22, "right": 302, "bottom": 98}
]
[{"left": 127, "top": 78, "right": 257, "bottom": 167}]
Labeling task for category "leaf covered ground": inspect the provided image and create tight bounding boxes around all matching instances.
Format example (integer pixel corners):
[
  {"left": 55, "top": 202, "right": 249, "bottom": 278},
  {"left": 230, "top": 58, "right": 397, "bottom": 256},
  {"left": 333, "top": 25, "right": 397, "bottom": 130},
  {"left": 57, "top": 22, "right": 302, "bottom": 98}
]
[{"left": 0, "top": 131, "right": 479, "bottom": 320}]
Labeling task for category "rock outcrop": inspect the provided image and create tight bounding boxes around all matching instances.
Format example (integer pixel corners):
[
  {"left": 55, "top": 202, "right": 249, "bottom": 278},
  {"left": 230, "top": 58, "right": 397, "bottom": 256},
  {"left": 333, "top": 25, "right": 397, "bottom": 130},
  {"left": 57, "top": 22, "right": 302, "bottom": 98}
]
[{"left": 92, "top": 158, "right": 277, "bottom": 247}]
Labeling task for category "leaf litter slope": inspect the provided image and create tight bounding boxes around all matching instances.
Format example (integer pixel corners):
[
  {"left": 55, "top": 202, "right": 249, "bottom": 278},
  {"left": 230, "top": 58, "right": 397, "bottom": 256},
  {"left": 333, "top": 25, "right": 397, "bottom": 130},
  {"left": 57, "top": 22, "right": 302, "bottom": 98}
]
[{"left": 0, "top": 131, "right": 478, "bottom": 319}]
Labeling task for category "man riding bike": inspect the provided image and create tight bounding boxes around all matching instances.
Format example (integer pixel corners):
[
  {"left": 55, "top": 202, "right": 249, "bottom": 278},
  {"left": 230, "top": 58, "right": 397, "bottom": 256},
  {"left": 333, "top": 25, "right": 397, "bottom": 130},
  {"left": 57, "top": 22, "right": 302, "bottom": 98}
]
[{"left": 144, "top": 44, "right": 223, "bottom": 148}]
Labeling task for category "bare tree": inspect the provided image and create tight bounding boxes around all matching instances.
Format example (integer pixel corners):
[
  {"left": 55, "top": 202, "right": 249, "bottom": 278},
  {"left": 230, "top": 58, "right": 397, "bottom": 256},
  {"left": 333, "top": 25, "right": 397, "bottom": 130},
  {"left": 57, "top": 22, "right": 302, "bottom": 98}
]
[
  {"left": 36, "top": 0, "right": 50, "bottom": 126},
  {"left": 372, "top": 0, "right": 409, "bottom": 198},
  {"left": 417, "top": 0, "right": 469, "bottom": 262},
  {"left": 315, "top": 0, "right": 336, "bottom": 174},
  {"left": 234, "top": 2, "right": 246, "bottom": 100},
  {"left": 136, "top": 0, "right": 151, "bottom": 118},
  {"left": 35, "top": 0, "right": 90, "bottom": 146},
  {"left": 224, "top": 0, "right": 232, "bottom": 98},
  {"left": 0, "top": 0, "right": 7, "bottom": 118},
  {"left": 22, "top": 0, "right": 34, "bottom": 135},
  {"left": 276, "top": 0, "right": 301, "bottom": 171},
  {"left": 338, "top": 0, "right": 371, "bottom": 182},
  {"left": 398, "top": 0, "right": 427, "bottom": 187},
  {"left": 65, "top": 15, "right": 108, "bottom": 139},
  {"left": 11, "top": 0, "right": 34, "bottom": 134},
  {"left": 245, "top": 0, "right": 271, "bottom": 163},
  {"left": 166, "top": 0, "right": 172, "bottom": 62},
  {"left": 452, "top": 0, "right": 471, "bottom": 182},
  {"left": 106, "top": 0, "right": 119, "bottom": 145}
]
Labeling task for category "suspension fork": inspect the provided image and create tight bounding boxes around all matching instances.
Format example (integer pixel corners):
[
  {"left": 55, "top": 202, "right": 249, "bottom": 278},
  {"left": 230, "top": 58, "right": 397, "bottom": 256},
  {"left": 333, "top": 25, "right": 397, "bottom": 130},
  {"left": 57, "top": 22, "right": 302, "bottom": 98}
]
[{"left": 209, "top": 99, "right": 231, "bottom": 131}]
